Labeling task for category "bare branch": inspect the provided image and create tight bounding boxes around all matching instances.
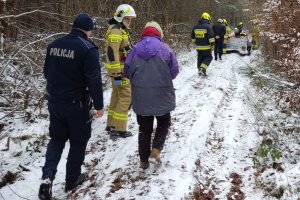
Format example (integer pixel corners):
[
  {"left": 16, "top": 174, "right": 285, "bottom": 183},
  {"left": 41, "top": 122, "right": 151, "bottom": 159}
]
[
  {"left": 0, "top": 9, "right": 68, "bottom": 20},
  {"left": 0, "top": 32, "right": 67, "bottom": 76}
]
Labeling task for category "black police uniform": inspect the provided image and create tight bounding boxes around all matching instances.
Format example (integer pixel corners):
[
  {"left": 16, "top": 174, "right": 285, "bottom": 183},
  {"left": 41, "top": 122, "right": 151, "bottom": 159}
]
[
  {"left": 42, "top": 28, "right": 103, "bottom": 185},
  {"left": 212, "top": 22, "right": 226, "bottom": 60}
]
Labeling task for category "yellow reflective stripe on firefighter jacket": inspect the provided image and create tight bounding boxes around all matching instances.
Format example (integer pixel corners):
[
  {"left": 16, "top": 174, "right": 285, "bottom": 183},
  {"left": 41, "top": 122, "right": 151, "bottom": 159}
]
[
  {"left": 191, "top": 19, "right": 215, "bottom": 51},
  {"left": 105, "top": 24, "right": 132, "bottom": 77},
  {"left": 196, "top": 45, "right": 212, "bottom": 50}
]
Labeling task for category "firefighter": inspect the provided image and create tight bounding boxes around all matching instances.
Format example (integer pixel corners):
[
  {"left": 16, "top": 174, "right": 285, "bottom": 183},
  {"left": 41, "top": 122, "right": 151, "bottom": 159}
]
[
  {"left": 191, "top": 12, "right": 215, "bottom": 76},
  {"left": 222, "top": 19, "right": 231, "bottom": 54},
  {"left": 105, "top": 4, "right": 136, "bottom": 138},
  {"left": 235, "top": 22, "right": 244, "bottom": 37},
  {"left": 212, "top": 18, "right": 226, "bottom": 60}
]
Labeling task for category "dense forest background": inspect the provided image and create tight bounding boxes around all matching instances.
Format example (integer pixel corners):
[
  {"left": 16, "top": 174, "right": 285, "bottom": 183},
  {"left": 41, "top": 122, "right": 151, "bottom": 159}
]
[
  {"left": 0, "top": 0, "right": 299, "bottom": 119},
  {"left": 0, "top": 0, "right": 247, "bottom": 40},
  {"left": 0, "top": 0, "right": 247, "bottom": 120}
]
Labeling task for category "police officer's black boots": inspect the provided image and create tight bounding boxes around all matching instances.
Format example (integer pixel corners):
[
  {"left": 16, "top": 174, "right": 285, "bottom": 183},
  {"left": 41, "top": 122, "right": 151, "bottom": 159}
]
[
  {"left": 65, "top": 173, "right": 88, "bottom": 192},
  {"left": 38, "top": 178, "right": 53, "bottom": 200}
]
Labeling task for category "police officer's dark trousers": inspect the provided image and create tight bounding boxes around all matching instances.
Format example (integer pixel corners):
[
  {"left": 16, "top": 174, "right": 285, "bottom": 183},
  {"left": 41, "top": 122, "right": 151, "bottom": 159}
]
[
  {"left": 214, "top": 38, "right": 224, "bottom": 59},
  {"left": 197, "top": 50, "right": 213, "bottom": 70},
  {"left": 137, "top": 113, "right": 171, "bottom": 162},
  {"left": 42, "top": 100, "right": 91, "bottom": 184}
]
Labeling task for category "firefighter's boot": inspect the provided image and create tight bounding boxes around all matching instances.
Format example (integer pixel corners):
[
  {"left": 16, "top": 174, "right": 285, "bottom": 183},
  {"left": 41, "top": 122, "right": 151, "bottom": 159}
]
[{"left": 110, "top": 130, "right": 133, "bottom": 138}]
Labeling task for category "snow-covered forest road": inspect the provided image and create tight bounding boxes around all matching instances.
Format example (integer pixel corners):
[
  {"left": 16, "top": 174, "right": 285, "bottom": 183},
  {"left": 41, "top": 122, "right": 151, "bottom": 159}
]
[{"left": 1, "top": 50, "right": 269, "bottom": 200}]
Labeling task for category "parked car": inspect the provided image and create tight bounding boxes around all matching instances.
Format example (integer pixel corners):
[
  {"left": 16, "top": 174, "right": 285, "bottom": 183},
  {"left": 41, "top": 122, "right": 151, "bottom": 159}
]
[{"left": 227, "top": 33, "right": 252, "bottom": 55}]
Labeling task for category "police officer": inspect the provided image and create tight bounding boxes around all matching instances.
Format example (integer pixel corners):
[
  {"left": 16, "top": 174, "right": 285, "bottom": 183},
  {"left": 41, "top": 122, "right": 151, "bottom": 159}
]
[
  {"left": 212, "top": 18, "right": 226, "bottom": 60},
  {"left": 105, "top": 4, "right": 136, "bottom": 138},
  {"left": 191, "top": 12, "right": 215, "bottom": 76},
  {"left": 38, "top": 13, "right": 104, "bottom": 200}
]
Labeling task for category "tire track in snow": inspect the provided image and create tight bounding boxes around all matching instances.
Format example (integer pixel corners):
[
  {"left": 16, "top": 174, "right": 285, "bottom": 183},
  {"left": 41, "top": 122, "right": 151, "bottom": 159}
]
[
  {"left": 191, "top": 55, "right": 262, "bottom": 199},
  {"left": 159, "top": 54, "right": 242, "bottom": 199},
  {"left": 192, "top": 56, "right": 241, "bottom": 198}
]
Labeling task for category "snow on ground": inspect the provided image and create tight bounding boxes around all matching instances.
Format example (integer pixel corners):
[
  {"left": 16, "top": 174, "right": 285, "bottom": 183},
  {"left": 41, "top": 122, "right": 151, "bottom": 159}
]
[{"left": 0, "top": 50, "right": 280, "bottom": 200}]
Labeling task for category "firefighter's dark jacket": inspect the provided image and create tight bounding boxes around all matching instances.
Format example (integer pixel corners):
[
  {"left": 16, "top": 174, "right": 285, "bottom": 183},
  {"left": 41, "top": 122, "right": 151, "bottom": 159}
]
[
  {"left": 44, "top": 29, "right": 104, "bottom": 110},
  {"left": 212, "top": 22, "right": 226, "bottom": 39},
  {"left": 191, "top": 19, "right": 215, "bottom": 51}
]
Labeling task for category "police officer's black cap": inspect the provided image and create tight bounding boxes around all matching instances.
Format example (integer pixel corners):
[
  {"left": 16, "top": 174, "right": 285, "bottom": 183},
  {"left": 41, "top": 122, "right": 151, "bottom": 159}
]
[{"left": 73, "top": 13, "right": 95, "bottom": 31}]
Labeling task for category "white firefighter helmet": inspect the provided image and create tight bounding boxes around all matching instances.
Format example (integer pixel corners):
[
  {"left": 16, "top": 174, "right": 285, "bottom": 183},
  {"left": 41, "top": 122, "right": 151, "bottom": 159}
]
[{"left": 114, "top": 4, "right": 136, "bottom": 23}]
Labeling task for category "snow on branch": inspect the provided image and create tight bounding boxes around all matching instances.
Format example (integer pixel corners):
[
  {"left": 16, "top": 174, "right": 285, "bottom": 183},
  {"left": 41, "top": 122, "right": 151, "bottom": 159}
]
[
  {"left": 0, "top": 9, "right": 67, "bottom": 20},
  {"left": 12, "top": 32, "right": 67, "bottom": 58},
  {"left": 1, "top": 32, "right": 67, "bottom": 76}
]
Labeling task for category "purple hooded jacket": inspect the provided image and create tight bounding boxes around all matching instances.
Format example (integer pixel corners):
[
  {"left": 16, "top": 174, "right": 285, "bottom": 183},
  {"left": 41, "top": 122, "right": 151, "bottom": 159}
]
[{"left": 125, "top": 36, "right": 179, "bottom": 116}]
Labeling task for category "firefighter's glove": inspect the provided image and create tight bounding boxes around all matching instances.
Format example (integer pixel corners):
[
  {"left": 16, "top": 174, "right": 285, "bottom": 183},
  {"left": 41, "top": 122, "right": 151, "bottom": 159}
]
[
  {"left": 114, "top": 76, "right": 122, "bottom": 86},
  {"left": 123, "top": 46, "right": 131, "bottom": 58},
  {"left": 211, "top": 45, "right": 215, "bottom": 51}
]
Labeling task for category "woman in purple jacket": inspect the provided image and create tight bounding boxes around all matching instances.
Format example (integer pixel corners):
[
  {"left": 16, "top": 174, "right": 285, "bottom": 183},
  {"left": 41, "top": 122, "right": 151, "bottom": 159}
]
[{"left": 125, "top": 21, "right": 179, "bottom": 170}]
